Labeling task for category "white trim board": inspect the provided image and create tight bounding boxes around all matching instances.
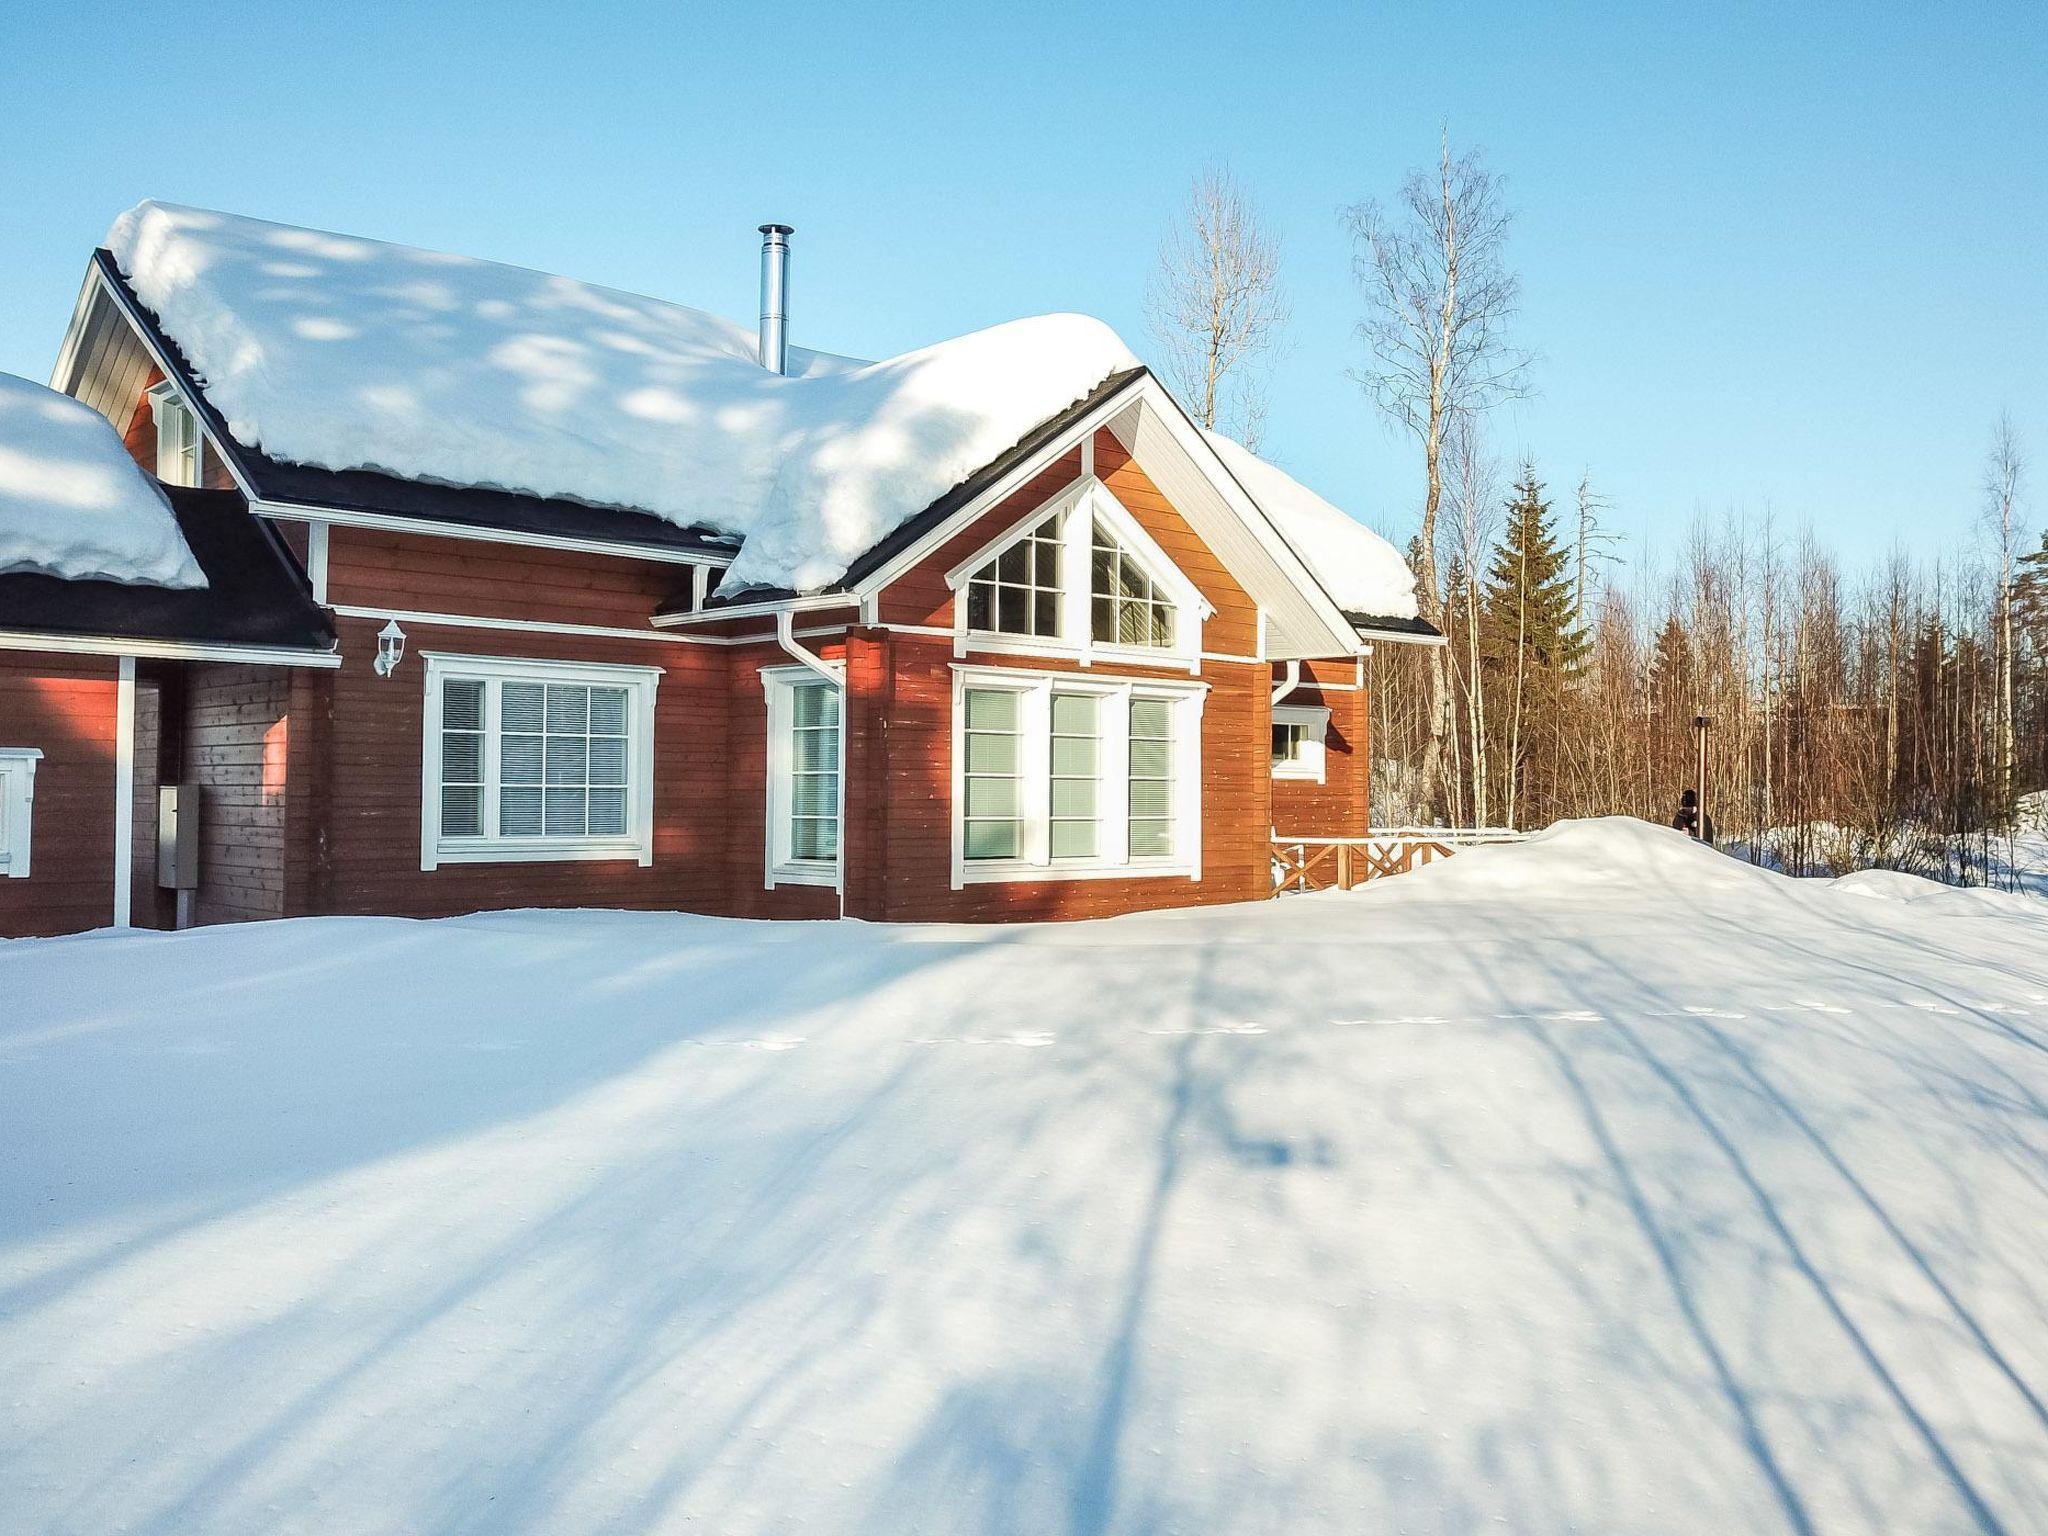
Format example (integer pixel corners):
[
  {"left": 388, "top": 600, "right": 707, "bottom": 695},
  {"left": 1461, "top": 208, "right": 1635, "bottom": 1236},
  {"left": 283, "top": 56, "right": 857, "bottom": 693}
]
[
  {"left": 651, "top": 592, "right": 861, "bottom": 628},
  {"left": 259, "top": 501, "right": 733, "bottom": 569},
  {"left": 333, "top": 604, "right": 728, "bottom": 647},
  {"left": 112, "top": 656, "right": 135, "bottom": 927},
  {"left": 0, "top": 631, "right": 340, "bottom": 668}
]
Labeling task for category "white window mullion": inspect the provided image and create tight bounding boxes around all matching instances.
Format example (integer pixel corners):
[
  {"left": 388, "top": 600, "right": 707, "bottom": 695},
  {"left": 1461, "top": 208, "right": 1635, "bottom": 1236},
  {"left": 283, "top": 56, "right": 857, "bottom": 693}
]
[
  {"left": 1023, "top": 681, "right": 1052, "bottom": 866},
  {"left": 1104, "top": 684, "right": 1132, "bottom": 867},
  {"left": 1061, "top": 495, "right": 1094, "bottom": 660},
  {"left": 482, "top": 678, "right": 503, "bottom": 840}
]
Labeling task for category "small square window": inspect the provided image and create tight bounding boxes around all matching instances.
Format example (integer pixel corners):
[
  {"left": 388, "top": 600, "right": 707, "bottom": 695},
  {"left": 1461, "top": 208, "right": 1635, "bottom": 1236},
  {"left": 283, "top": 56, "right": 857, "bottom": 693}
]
[{"left": 1271, "top": 706, "right": 1331, "bottom": 784}]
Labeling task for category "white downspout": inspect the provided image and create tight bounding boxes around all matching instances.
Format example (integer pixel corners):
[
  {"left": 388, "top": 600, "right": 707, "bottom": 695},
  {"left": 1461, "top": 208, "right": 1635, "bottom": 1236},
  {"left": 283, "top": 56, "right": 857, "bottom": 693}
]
[
  {"left": 112, "top": 655, "right": 135, "bottom": 928},
  {"left": 776, "top": 609, "right": 841, "bottom": 686},
  {"left": 1270, "top": 659, "right": 1301, "bottom": 707}
]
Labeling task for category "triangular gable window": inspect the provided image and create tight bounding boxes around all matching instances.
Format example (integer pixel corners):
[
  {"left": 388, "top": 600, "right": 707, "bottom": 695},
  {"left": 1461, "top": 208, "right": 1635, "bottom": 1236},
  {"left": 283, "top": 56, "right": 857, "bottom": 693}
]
[
  {"left": 964, "top": 514, "right": 1061, "bottom": 637},
  {"left": 1091, "top": 518, "right": 1174, "bottom": 648},
  {"left": 948, "top": 479, "right": 1209, "bottom": 662}
]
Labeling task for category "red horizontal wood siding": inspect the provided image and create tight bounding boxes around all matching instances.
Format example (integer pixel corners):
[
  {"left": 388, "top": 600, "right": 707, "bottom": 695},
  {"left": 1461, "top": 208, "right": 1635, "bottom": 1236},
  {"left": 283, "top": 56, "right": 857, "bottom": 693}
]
[
  {"left": 0, "top": 654, "right": 121, "bottom": 937},
  {"left": 1271, "top": 659, "right": 1373, "bottom": 838}
]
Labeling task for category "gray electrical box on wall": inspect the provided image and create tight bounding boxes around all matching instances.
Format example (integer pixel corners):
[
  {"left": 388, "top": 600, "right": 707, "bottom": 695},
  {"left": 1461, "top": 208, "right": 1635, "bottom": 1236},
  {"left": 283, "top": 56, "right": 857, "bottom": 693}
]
[{"left": 158, "top": 782, "right": 201, "bottom": 892}]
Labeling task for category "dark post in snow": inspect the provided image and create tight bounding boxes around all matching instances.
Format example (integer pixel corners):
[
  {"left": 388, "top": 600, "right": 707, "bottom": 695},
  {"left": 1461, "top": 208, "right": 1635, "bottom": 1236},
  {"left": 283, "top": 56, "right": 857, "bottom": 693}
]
[{"left": 1693, "top": 714, "right": 1712, "bottom": 847}]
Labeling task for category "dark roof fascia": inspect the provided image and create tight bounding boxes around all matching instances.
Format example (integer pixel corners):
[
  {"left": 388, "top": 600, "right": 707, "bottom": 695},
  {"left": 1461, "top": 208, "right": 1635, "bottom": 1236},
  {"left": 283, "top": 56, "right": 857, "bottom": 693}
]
[
  {"left": 90, "top": 249, "right": 740, "bottom": 562},
  {"left": 0, "top": 486, "right": 337, "bottom": 651},
  {"left": 664, "top": 367, "right": 1150, "bottom": 620},
  {"left": 1345, "top": 610, "right": 1444, "bottom": 643}
]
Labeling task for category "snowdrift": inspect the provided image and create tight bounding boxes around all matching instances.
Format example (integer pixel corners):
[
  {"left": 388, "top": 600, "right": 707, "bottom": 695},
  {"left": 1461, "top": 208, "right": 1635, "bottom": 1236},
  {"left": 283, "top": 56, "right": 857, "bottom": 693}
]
[
  {"left": 0, "top": 370, "right": 204, "bottom": 587},
  {"left": 1390, "top": 814, "right": 1782, "bottom": 898},
  {"left": 4, "top": 836, "right": 2046, "bottom": 1532}
]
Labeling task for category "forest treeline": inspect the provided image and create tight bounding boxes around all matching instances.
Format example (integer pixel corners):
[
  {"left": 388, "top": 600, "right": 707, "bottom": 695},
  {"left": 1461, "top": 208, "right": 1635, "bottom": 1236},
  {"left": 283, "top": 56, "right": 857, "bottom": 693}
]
[
  {"left": 1146, "top": 150, "right": 2041, "bottom": 883},
  {"left": 1368, "top": 451, "right": 2048, "bottom": 883}
]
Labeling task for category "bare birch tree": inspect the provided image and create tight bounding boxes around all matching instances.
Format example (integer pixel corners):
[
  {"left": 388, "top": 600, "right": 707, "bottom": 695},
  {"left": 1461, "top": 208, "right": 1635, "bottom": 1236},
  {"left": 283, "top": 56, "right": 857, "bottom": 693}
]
[
  {"left": 1573, "top": 471, "right": 1622, "bottom": 625},
  {"left": 1985, "top": 413, "right": 2027, "bottom": 818},
  {"left": 1146, "top": 168, "right": 1288, "bottom": 448},
  {"left": 1347, "top": 133, "right": 1532, "bottom": 814}
]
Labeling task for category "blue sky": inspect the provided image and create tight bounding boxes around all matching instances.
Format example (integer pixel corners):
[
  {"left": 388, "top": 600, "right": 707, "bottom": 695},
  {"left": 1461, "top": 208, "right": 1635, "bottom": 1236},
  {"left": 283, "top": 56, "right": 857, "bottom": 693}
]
[{"left": 1, "top": 0, "right": 2041, "bottom": 577}]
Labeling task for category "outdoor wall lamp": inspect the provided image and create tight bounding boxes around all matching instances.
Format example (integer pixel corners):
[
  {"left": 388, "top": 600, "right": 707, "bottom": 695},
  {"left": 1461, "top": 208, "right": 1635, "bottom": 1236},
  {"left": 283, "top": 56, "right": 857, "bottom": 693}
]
[{"left": 373, "top": 619, "right": 407, "bottom": 678}]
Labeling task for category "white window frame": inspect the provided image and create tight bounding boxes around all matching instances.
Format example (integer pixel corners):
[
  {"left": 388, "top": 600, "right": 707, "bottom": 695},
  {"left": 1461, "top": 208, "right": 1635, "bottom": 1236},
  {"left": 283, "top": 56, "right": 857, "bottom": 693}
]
[
  {"left": 419, "top": 651, "right": 661, "bottom": 870},
  {"left": 1271, "top": 704, "right": 1332, "bottom": 783},
  {"left": 943, "top": 477, "right": 1214, "bottom": 674},
  {"left": 147, "top": 379, "right": 203, "bottom": 487},
  {"left": 761, "top": 664, "right": 845, "bottom": 890},
  {"left": 948, "top": 663, "right": 1205, "bottom": 888},
  {"left": 0, "top": 748, "right": 43, "bottom": 878}
]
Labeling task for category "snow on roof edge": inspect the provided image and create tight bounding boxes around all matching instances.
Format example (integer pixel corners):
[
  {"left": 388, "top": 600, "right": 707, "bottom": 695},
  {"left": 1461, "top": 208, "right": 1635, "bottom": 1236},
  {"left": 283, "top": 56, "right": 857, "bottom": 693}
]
[
  {"left": 1198, "top": 427, "right": 1418, "bottom": 622},
  {"left": 0, "top": 371, "right": 206, "bottom": 589}
]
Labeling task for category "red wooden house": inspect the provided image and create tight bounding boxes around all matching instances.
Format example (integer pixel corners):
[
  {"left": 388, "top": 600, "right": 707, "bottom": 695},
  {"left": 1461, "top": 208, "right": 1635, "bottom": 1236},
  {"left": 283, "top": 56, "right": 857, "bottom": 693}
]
[{"left": 0, "top": 204, "right": 1438, "bottom": 937}]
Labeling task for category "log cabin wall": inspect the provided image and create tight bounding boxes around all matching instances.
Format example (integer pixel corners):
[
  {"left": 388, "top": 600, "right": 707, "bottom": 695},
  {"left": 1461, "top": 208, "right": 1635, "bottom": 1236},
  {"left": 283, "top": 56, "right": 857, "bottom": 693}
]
[{"left": 180, "top": 662, "right": 291, "bottom": 924}]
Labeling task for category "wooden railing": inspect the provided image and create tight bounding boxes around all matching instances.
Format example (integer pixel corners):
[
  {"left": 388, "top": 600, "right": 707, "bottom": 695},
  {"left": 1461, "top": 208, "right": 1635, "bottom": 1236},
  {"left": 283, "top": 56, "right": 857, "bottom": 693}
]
[{"left": 1272, "top": 828, "right": 1528, "bottom": 892}]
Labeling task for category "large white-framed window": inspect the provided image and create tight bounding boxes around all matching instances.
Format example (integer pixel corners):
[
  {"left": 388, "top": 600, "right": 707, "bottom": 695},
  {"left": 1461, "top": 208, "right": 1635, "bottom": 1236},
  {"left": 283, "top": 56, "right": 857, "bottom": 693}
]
[
  {"left": 1271, "top": 704, "right": 1332, "bottom": 783},
  {"left": 945, "top": 477, "right": 1212, "bottom": 671},
  {"left": 0, "top": 748, "right": 43, "bottom": 879},
  {"left": 147, "top": 380, "right": 203, "bottom": 488},
  {"left": 419, "top": 652, "right": 660, "bottom": 870},
  {"left": 949, "top": 663, "right": 1205, "bottom": 887},
  {"left": 762, "top": 665, "right": 844, "bottom": 888}
]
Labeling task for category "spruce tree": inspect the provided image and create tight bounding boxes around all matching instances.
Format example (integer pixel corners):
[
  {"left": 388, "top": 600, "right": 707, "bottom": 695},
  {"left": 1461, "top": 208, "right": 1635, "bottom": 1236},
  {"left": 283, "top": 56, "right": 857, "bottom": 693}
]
[
  {"left": 2017, "top": 529, "right": 2048, "bottom": 659},
  {"left": 1649, "top": 614, "right": 1694, "bottom": 723},
  {"left": 1481, "top": 466, "right": 1589, "bottom": 674}
]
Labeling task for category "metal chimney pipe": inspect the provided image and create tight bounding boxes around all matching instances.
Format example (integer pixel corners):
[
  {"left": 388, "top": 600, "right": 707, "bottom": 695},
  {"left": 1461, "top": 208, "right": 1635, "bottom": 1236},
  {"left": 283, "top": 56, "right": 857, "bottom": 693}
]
[{"left": 758, "top": 223, "right": 792, "bottom": 375}]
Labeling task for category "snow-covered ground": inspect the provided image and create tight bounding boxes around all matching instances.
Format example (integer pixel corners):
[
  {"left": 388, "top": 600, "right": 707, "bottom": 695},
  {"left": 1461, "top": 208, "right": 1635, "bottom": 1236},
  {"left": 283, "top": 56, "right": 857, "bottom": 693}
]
[{"left": 4, "top": 819, "right": 2046, "bottom": 1534}]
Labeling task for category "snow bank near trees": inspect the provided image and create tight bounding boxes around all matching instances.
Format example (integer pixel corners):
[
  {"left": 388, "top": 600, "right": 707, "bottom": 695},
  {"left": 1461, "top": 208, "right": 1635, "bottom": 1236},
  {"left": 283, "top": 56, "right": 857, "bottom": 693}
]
[
  {"left": 8, "top": 821, "right": 2045, "bottom": 1532},
  {"left": 1202, "top": 426, "right": 1418, "bottom": 617},
  {"left": 106, "top": 202, "right": 1139, "bottom": 595},
  {"left": 1737, "top": 807, "right": 2048, "bottom": 900},
  {"left": 0, "top": 371, "right": 204, "bottom": 587}
]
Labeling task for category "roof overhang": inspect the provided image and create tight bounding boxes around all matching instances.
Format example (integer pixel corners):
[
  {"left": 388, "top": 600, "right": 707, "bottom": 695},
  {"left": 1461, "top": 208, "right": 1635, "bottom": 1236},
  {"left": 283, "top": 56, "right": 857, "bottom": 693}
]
[{"left": 1349, "top": 613, "right": 1445, "bottom": 647}]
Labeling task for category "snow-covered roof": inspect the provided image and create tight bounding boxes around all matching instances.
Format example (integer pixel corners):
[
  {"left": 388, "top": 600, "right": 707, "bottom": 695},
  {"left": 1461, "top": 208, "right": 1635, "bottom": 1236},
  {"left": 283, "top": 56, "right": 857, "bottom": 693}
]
[
  {"left": 0, "top": 371, "right": 205, "bottom": 588},
  {"left": 105, "top": 202, "right": 1140, "bottom": 596},
  {"left": 1200, "top": 428, "right": 1418, "bottom": 620},
  {"left": 103, "top": 201, "right": 1418, "bottom": 613}
]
